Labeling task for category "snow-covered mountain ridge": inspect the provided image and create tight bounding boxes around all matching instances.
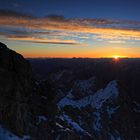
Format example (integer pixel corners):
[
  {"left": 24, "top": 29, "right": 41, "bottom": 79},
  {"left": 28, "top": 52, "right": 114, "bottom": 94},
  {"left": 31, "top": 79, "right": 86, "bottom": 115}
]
[{"left": 58, "top": 80, "right": 119, "bottom": 109}]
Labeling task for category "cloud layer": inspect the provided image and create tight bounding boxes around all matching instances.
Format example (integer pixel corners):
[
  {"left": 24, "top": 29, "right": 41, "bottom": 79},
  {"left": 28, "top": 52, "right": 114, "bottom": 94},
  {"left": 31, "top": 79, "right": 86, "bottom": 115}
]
[{"left": 0, "top": 9, "right": 140, "bottom": 45}]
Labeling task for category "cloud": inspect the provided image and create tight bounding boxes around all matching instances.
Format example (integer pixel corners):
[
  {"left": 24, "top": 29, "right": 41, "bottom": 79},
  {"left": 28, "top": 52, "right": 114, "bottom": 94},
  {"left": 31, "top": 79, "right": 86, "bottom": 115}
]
[
  {"left": 6, "top": 35, "right": 79, "bottom": 45},
  {"left": 46, "top": 14, "right": 65, "bottom": 21},
  {"left": 0, "top": 9, "right": 140, "bottom": 45},
  {"left": 108, "top": 40, "right": 125, "bottom": 44},
  {"left": 0, "top": 9, "right": 34, "bottom": 18}
]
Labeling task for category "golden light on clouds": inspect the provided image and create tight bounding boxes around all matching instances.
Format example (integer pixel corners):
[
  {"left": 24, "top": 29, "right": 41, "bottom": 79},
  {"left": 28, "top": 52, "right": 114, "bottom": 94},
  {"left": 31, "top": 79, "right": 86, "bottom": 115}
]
[
  {"left": 0, "top": 16, "right": 140, "bottom": 41},
  {"left": 0, "top": 11, "right": 140, "bottom": 58},
  {"left": 7, "top": 36, "right": 78, "bottom": 45}
]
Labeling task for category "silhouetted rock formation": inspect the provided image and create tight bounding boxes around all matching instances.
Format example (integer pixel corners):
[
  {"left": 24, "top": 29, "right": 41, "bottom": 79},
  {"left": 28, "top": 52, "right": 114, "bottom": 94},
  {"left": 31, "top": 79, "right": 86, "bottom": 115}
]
[{"left": 0, "top": 42, "right": 33, "bottom": 136}]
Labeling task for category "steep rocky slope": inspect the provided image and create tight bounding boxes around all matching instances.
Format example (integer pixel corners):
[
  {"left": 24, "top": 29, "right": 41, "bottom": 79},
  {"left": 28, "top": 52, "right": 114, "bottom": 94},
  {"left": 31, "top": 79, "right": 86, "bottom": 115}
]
[{"left": 0, "top": 42, "right": 33, "bottom": 136}]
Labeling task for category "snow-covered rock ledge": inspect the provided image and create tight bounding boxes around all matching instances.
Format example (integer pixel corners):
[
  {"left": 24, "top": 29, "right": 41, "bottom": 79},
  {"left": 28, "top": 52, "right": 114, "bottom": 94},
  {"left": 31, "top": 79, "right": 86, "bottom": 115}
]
[{"left": 58, "top": 80, "right": 119, "bottom": 109}]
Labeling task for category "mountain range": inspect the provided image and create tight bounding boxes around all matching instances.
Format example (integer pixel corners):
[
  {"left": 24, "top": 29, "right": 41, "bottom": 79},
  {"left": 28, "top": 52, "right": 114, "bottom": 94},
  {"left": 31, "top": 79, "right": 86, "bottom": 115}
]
[{"left": 0, "top": 42, "right": 139, "bottom": 140}]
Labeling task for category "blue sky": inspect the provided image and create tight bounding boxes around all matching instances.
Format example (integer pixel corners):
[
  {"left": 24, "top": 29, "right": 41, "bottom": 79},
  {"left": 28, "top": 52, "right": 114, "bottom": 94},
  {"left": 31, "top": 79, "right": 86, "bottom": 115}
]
[{"left": 0, "top": 0, "right": 140, "bottom": 20}]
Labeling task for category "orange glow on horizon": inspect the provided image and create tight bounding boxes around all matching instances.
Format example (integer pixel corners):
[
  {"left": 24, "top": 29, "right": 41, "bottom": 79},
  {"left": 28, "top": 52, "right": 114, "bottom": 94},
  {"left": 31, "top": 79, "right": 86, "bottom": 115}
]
[
  {"left": 22, "top": 52, "right": 137, "bottom": 58},
  {"left": 112, "top": 55, "right": 128, "bottom": 59},
  {"left": 15, "top": 44, "right": 140, "bottom": 59}
]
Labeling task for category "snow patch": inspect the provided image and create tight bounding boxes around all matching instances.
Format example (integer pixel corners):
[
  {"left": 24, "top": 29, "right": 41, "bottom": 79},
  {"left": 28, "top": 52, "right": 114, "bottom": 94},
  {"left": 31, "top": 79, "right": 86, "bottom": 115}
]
[
  {"left": 74, "top": 76, "right": 95, "bottom": 93},
  {"left": 59, "top": 114, "right": 91, "bottom": 137},
  {"left": 93, "top": 111, "right": 102, "bottom": 131},
  {"left": 0, "top": 125, "right": 30, "bottom": 140},
  {"left": 61, "top": 114, "right": 85, "bottom": 133},
  {"left": 107, "top": 106, "right": 120, "bottom": 119},
  {"left": 37, "top": 116, "right": 48, "bottom": 124},
  {"left": 56, "top": 122, "right": 64, "bottom": 129},
  {"left": 58, "top": 80, "right": 119, "bottom": 109},
  {"left": 109, "top": 132, "right": 122, "bottom": 140}
]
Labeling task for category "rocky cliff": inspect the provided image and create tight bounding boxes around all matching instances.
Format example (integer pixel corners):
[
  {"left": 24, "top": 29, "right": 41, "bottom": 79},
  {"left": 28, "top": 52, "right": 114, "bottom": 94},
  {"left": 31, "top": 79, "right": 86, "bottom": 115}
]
[{"left": 0, "top": 42, "right": 33, "bottom": 136}]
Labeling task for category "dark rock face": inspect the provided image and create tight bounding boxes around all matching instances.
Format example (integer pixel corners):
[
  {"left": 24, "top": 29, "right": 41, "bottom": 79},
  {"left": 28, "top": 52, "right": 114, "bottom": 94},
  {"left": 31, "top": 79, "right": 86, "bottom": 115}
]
[{"left": 0, "top": 42, "right": 33, "bottom": 136}]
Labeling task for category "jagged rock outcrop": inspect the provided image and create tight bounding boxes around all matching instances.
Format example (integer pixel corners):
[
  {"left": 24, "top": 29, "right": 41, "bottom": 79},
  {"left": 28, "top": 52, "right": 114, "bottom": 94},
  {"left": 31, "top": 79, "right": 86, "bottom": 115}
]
[{"left": 0, "top": 42, "right": 33, "bottom": 136}]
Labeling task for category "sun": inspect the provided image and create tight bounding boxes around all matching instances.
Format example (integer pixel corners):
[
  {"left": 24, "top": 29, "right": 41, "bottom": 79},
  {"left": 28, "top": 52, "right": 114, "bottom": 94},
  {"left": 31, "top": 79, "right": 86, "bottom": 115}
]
[
  {"left": 112, "top": 55, "right": 121, "bottom": 61},
  {"left": 114, "top": 56, "right": 120, "bottom": 60}
]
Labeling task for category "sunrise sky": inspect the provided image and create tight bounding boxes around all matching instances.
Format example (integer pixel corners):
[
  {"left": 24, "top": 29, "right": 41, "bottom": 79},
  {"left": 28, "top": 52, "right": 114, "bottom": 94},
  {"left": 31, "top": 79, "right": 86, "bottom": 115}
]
[{"left": 0, "top": 0, "right": 140, "bottom": 58}]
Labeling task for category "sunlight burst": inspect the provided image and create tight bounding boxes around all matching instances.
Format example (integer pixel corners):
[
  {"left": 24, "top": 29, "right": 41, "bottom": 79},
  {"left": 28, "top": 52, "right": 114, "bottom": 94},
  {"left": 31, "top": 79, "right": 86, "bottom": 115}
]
[{"left": 114, "top": 56, "right": 120, "bottom": 60}]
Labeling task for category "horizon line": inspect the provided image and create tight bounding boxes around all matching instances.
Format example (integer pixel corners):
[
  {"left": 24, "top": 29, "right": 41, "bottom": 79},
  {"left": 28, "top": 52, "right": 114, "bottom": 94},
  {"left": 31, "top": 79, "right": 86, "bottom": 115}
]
[{"left": 26, "top": 57, "right": 140, "bottom": 59}]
